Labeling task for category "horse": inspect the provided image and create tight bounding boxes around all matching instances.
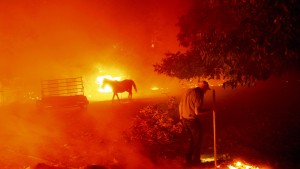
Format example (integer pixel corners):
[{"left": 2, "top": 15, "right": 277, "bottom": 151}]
[{"left": 101, "top": 78, "right": 137, "bottom": 101}]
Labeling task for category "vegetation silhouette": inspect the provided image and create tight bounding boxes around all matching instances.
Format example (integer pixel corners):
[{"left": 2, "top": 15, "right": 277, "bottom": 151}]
[{"left": 154, "top": 0, "right": 300, "bottom": 88}]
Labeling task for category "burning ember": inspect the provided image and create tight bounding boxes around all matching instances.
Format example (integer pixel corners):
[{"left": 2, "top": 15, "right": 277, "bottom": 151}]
[
  {"left": 96, "top": 75, "right": 121, "bottom": 92},
  {"left": 200, "top": 156, "right": 268, "bottom": 169},
  {"left": 227, "top": 160, "right": 260, "bottom": 169}
]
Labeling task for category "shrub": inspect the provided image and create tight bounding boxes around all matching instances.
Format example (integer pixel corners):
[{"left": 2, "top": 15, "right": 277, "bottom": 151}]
[{"left": 125, "top": 96, "right": 184, "bottom": 160}]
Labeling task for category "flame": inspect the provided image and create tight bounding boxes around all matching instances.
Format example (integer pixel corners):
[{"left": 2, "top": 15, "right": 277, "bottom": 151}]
[
  {"left": 228, "top": 161, "right": 260, "bottom": 169},
  {"left": 200, "top": 156, "right": 267, "bottom": 169},
  {"left": 96, "top": 75, "right": 121, "bottom": 93},
  {"left": 151, "top": 86, "right": 159, "bottom": 91}
]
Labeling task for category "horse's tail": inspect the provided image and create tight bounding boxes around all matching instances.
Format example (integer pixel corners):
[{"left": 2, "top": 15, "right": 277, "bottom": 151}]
[{"left": 132, "top": 80, "right": 137, "bottom": 92}]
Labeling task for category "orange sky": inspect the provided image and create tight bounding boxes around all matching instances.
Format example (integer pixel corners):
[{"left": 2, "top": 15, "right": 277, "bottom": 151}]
[
  {"left": 0, "top": 0, "right": 193, "bottom": 100},
  {"left": 0, "top": 0, "right": 191, "bottom": 82}
]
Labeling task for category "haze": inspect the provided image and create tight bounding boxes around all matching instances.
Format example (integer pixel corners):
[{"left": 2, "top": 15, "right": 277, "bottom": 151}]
[{"left": 0, "top": 0, "right": 191, "bottom": 101}]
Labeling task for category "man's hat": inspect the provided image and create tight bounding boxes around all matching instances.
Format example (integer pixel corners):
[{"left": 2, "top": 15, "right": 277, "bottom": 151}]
[{"left": 200, "top": 81, "right": 211, "bottom": 90}]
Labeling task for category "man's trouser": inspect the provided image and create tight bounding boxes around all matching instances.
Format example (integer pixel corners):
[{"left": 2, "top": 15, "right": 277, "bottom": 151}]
[{"left": 182, "top": 118, "right": 203, "bottom": 164}]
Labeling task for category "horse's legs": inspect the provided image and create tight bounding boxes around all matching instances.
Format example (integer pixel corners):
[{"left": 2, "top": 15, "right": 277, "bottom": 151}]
[
  {"left": 112, "top": 93, "right": 120, "bottom": 101},
  {"left": 128, "top": 92, "right": 132, "bottom": 99},
  {"left": 112, "top": 93, "right": 118, "bottom": 101},
  {"left": 112, "top": 94, "right": 115, "bottom": 101}
]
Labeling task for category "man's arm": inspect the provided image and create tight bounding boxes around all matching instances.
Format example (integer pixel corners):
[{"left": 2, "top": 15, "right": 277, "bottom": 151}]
[{"left": 195, "top": 93, "right": 211, "bottom": 115}]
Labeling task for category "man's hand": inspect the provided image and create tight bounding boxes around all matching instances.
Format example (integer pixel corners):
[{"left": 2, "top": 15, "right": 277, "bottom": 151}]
[
  {"left": 200, "top": 108, "right": 212, "bottom": 113},
  {"left": 196, "top": 108, "right": 212, "bottom": 118}
]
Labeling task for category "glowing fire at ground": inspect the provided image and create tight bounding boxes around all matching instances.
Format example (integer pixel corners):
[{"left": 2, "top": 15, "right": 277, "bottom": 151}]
[
  {"left": 96, "top": 75, "right": 121, "bottom": 93},
  {"left": 201, "top": 157, "right": 267, "bottom": 169},
  {"left": 150, "top": 86, "right": 159, "bottom": 91},
  {"left": 227, "top": 160, "right": 260, "bottom": 169}
]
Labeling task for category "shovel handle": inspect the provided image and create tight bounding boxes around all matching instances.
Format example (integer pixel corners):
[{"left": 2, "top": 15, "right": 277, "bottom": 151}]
[{"left": 213, "top": 89, "right": 217, "bottom": 168}]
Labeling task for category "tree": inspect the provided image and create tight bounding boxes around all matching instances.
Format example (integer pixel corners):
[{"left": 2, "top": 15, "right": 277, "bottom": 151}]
[{"left": 154, "top": 0, "right": 300, "bottom": 88}]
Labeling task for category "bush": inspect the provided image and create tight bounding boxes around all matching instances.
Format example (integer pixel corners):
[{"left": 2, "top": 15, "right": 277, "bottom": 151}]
[{"left": 125, "top": 96, "right": 184, "bottom": 160}]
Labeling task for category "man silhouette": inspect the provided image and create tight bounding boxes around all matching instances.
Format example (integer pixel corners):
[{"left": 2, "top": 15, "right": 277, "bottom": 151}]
[{"left": 179, "top": 81, "right": 211, "bottom": 166}]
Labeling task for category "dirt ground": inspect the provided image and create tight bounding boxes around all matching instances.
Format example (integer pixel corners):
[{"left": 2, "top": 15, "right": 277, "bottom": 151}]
[{"left": 0, "top": 75, "right": 299, "bottom": 169}]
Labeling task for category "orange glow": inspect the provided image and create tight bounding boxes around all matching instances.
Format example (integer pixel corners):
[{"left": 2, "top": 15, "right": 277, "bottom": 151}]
[
  {"left": 228, "top": 160, "right": 260, "bottom": 169},
  {"left": 96, "top": 75, "right": 121, "bottom": 93},
  {"left": 150, "top": 86, "right": 159, "bottom": 91}
]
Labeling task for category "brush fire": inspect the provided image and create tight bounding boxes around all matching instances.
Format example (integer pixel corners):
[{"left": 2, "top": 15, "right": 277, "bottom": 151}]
[
  {"left": 0, "top": 81, "right": 275, "bottom": 169},
  {"left": 226, "top": 160, "right": 261, "bottom": 169},
  {"left": 96, "top": 75, "right": 121, "bottom": 93},
  {"left": 197, "top": 157, "right": 268, "bottom": 169}
]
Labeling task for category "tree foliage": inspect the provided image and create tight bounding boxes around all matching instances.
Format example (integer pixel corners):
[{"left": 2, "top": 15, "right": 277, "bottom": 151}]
[{"left": 154, "top": 0, "right": 300, "bottom": 88}]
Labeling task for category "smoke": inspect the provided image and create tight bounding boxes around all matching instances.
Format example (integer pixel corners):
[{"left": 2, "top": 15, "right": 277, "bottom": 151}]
[
  {"left": 0, "top": 100, "right": 186, "bottom": 169},
  {"left": 0, "top": 0, "right": 192, "bottom": 102},
  {"left": 0, "top": 0, "right": 191, "bottom": 79},
  {"left": 0, "top": 2, "right": 193, "bottom": 165}
]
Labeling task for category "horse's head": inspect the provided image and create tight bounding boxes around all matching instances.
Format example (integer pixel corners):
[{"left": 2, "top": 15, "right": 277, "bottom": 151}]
[
  {"left": 101, "top": 78, "right": 115, "bottom": 88},
  {"left": 101, "top": 78, "right": 109, "bottom": 89}
]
